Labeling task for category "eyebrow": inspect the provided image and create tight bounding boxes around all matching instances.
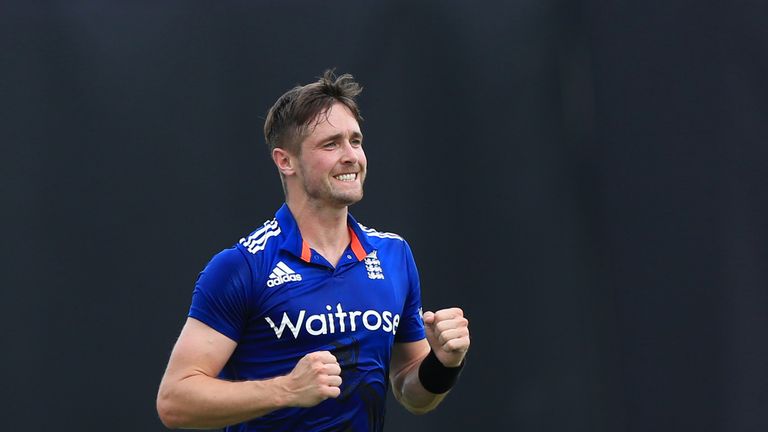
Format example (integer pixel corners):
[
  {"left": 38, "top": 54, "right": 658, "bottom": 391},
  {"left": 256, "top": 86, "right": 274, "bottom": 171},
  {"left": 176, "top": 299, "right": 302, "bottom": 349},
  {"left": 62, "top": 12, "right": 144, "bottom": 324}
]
[{"left": 317, "top": 131, "right": 363, "bottom": 144}]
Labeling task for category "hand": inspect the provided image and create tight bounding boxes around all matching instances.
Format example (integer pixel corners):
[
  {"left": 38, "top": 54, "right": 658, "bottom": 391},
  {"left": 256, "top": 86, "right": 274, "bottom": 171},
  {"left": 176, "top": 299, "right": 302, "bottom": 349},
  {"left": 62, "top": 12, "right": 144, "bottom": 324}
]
[
  {"left": 280, "top": 351, "right": 342, "bottom": 407},
  {"left": 423, "top": 307, "right": 470, "bottom": 367}
]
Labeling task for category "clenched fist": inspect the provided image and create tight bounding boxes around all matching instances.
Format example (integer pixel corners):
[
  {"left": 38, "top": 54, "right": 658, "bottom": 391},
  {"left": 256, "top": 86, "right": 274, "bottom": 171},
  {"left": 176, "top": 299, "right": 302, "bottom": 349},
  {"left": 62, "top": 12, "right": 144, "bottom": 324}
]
[
  {"left": 281, "top": 351, "right": 342, "bottom": 407},
  {"left": 422, "top": 308, "right": 470, "bottom": 367}
]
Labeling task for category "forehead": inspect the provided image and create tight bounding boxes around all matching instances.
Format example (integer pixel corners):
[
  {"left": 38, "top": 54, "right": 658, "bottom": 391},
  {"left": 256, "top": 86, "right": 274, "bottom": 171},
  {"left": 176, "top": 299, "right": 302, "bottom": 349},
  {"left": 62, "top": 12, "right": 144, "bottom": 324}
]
[{"left": 304, "top": 103, "right": 361, "bottom": 141}]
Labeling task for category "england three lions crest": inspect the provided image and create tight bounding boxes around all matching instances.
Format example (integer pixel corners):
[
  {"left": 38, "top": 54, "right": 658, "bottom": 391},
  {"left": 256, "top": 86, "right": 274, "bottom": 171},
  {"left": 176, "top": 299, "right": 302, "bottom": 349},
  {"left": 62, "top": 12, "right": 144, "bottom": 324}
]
[{"left": 364, "top": 250, "right": 384, "bottom": 280}]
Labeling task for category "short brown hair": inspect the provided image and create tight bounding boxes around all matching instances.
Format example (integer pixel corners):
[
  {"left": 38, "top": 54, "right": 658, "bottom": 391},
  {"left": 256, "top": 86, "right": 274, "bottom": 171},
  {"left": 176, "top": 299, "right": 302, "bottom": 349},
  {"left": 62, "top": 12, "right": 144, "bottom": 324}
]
[{"left": 264, "top": 69, "right": 363, "bottom": 155}]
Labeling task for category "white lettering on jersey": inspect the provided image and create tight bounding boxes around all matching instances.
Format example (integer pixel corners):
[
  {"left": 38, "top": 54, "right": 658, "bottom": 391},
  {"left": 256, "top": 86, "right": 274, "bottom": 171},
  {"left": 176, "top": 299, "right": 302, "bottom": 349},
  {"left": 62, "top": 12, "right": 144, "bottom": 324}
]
[
  {"left": 264, "top": 303, "right": 400, "bottom": 339},
  {"left": 264, "top": 310, "right": 306, "bottom": 339}
]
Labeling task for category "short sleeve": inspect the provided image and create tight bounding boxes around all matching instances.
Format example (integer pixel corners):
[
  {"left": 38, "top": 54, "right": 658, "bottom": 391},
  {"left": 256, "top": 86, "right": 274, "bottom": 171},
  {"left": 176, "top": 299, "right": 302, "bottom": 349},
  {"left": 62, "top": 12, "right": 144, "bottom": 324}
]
[
  {"left": 395, "top": 241, "right": 426, "bottom": 343},
  {"left": 188, "top": 247, "right": 252, "bottom": 342}
]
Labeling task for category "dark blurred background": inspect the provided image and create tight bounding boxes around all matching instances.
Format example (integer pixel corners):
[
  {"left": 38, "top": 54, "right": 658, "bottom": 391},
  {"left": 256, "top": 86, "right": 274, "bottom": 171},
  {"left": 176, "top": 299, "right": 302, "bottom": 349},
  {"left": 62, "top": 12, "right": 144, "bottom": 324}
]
[{"left": 2, "top": 1, "right": 767, "bottom": 431}]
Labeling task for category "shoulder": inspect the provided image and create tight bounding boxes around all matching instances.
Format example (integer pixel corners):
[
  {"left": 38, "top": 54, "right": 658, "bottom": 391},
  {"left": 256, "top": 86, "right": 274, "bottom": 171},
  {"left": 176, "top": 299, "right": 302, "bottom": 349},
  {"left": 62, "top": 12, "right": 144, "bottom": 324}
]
[
  {"left": 356, "top": 222, "right": 406, "bottom": 243},
  {"left": 237, "top": 217, "right": 282, "bottom": 256},
  {"left": 355, "top": 222, "right": 416, "bottom": 261},
  {"left": 199, "top": 246, "right": 251, "bottom": 283}
]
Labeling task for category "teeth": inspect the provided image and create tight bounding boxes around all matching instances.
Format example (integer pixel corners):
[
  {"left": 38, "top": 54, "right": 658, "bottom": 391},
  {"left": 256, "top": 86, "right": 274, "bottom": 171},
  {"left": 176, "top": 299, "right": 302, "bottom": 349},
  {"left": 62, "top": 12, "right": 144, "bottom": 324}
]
[{"left": 334, "top": 173, "right": 356, "bottom": 182}]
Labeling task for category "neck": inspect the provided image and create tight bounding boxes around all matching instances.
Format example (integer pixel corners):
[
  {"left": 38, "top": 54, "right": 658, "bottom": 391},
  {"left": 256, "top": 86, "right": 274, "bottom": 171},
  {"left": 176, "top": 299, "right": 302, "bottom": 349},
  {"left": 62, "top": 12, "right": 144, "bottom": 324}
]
[{"left": 286, "top": 197, "right": 350, "bottom": 265}]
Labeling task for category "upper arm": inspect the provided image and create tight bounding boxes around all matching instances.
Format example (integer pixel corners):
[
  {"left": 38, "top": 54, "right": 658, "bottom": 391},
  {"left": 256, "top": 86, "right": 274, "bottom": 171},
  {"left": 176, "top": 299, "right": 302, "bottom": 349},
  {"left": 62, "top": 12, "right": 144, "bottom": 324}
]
[
  {"left": 394, "top": 242, "right": 427, "bottom": 343},
  {"left": 160, "top": 317, "right": 238, "bottom": 386},
  {"left": 389, "top": 339, "right": 430, "bottom": 392},
  {"left": 189, "top": 247, "right": 253, "bottom": 342}
]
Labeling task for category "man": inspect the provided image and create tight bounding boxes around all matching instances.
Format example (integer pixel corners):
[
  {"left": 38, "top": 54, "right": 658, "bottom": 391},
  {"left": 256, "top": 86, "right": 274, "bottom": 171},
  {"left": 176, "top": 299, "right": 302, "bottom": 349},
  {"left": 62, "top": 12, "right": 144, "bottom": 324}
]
[{"left": 157, "top": 70, "right": 470, "bottom": 431}]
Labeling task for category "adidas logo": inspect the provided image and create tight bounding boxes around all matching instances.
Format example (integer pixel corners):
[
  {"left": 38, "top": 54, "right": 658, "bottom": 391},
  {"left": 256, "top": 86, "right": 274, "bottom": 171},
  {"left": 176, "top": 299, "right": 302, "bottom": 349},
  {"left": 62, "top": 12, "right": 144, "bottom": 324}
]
[{"left": 267, "top": 261, "right": 303, "bottom": 287}]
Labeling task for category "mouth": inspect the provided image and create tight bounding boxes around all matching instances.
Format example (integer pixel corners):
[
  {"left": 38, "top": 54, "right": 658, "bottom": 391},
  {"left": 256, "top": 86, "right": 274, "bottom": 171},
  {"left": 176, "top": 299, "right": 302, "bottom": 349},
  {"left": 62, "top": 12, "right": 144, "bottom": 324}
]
[{"left": 333, "top": 173, "right": 358, "bottom": 182}]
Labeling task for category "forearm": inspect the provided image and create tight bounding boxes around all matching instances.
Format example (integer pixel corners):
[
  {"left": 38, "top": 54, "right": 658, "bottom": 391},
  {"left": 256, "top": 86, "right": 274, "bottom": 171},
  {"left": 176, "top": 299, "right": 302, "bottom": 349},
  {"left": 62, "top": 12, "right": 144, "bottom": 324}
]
[
  {"left": 389, "top": 308, "right": 470, "bottom": 415},
  {"left": 157, "top": 373, "right": 289, "bottom": 429},
  {"left": 391, "top": 355, "right": 447, "bottom": 415}
]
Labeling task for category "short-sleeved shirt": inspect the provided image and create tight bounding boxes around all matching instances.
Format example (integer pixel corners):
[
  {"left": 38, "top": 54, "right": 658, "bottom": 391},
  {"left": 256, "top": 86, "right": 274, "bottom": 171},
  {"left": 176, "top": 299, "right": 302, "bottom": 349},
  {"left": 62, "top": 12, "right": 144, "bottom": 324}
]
[{"left": 189, "top": 204, "right": 425, "bottom": 431}]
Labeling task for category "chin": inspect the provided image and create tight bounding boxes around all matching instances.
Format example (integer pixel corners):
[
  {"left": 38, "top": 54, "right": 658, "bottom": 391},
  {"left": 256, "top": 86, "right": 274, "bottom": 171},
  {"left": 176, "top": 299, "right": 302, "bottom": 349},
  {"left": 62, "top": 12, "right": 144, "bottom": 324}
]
[{"left": 332, "top": 192, "right": 364, "bottom": 207}]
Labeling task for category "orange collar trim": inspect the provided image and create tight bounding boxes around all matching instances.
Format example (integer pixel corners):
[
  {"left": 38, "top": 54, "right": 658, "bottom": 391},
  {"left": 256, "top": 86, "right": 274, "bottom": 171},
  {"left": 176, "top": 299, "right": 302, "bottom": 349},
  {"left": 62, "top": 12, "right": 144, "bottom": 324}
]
[
  {"left": 299, "top": 226, "right": 368, "bottom": 263},
  {"left": 348, "top": 226, "right": 368, "bottom": 261},
  {"left": 300, "top": 240, "right": 312, "bottom": 262}
]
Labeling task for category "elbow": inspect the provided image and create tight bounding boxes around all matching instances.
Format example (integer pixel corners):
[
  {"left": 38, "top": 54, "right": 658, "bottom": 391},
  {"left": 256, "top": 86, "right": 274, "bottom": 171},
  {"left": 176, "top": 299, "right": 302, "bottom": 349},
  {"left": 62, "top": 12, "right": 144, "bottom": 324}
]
[
  {"left": 156, "top": 388, "right": 184, "bottom": 429},
  {"left": 403, "top": 401, "right": 438, "bottom": 415},
  {"left": 405, "top": 405, "right": 433, "bottom": 416},
  {"left": 393, "top": 389, "right": 438, "bottom": 416}
]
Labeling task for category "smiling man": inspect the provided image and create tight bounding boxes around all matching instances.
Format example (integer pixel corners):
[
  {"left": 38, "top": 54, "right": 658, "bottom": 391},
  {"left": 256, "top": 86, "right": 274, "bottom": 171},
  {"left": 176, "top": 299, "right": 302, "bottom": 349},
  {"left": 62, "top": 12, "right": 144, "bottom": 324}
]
[{"left": 157, "top": 71, "right": 470, "bottom": 431}]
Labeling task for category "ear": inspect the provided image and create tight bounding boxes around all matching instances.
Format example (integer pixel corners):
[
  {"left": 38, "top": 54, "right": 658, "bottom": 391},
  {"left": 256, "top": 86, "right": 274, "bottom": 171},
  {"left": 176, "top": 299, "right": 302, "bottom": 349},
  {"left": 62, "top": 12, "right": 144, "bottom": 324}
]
[{"left": 272, "top": 147, "right": 296, "bottom": 177}]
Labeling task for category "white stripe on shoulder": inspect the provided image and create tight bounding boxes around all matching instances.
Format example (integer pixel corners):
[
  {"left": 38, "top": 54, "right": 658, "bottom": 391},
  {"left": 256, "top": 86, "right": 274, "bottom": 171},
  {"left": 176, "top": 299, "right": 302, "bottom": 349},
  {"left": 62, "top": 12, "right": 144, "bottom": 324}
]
[
  {"left": 239, "top": 219, "right": 282, "bottom": 254},
  {"left": 357, "top": 223, "right": 404, "bottom": 241},
  {"left": 241, "top": 219, "right": 278, "bottom": 244}
]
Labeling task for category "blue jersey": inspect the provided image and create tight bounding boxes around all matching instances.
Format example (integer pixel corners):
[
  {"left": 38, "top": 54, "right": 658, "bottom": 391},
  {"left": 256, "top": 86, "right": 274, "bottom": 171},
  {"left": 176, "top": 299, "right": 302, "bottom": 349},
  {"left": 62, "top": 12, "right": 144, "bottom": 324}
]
[{"left": 188, "top": 204, "right": 426, "bottom": 431}]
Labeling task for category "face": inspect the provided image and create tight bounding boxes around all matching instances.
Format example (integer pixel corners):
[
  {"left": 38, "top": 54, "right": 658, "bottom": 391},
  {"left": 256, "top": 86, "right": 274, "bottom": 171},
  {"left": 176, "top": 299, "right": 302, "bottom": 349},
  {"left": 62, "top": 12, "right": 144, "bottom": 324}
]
[{"left": 290, "top": 103, "right": 367, "bottom": 208}]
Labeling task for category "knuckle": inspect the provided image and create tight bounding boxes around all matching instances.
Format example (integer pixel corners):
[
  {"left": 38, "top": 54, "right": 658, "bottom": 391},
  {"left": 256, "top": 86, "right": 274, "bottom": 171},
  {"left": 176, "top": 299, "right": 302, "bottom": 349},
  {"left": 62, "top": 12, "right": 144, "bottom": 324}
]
[{"left": 455, "top": 337, "right": 469, "bottom": 350}]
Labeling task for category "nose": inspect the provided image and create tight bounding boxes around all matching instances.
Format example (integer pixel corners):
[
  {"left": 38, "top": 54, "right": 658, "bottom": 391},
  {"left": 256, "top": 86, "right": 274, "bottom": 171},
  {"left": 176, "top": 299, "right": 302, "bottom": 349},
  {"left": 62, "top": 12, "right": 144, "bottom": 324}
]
[{"left": 340, "top": 140, "right": 359, "bottom": 164}]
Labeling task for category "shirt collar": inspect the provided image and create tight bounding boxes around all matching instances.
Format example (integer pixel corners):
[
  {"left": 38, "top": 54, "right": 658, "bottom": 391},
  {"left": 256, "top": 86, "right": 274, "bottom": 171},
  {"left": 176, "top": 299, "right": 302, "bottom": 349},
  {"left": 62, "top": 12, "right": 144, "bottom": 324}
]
[{"left": 275, "top": 203, "right": 373, "bottom": 263}]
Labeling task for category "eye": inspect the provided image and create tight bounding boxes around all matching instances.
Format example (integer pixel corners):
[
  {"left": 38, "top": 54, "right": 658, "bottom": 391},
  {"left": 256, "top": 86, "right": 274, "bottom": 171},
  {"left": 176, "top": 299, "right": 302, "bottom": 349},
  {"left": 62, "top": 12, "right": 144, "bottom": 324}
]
[
  {"left": 323, "top": 141, "right": 337, "bottom": 149},
  {"left": 351, "top": 139, "right": 363, "bottom": 147}
]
